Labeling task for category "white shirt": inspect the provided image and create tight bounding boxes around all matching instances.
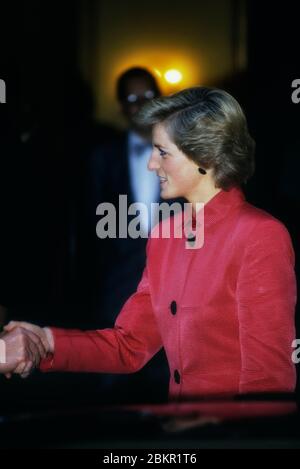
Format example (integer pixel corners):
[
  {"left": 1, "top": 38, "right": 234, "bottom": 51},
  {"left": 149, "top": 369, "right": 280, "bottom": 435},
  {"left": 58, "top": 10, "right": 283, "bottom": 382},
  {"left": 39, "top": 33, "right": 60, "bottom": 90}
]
[{"left": 128, "top": 131, "right": 160, "bottom": 234}]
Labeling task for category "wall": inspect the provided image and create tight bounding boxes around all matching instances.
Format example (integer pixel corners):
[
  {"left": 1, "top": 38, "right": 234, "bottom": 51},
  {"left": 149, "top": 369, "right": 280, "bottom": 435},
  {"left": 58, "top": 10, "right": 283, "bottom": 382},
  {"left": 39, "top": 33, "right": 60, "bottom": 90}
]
[{"left": 79, "top": 0, "right": 247, "bottom": 126}]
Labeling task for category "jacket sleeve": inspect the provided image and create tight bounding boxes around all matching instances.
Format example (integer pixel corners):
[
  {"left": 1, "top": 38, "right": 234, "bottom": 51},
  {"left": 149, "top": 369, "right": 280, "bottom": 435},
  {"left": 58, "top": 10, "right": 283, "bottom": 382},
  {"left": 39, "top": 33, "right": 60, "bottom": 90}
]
[
  {"left": 40, "top": 254, "right": 163, "bottom": 374},
  {"left": 237, "top": 219, "right": 297, "bottom": 394}
]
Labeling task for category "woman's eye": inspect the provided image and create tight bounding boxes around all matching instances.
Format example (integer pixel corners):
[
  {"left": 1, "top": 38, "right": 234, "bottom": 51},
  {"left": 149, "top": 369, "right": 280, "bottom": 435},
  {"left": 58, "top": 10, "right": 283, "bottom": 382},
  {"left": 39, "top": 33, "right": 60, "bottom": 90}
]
[{"left": 159, "top": 149, "right": 167, "bottom": 158}]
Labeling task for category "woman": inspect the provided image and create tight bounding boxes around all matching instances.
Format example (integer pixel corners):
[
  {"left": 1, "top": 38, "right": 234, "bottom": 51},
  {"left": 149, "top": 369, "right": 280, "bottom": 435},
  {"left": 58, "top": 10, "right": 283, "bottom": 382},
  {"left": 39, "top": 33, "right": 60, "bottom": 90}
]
[{"left": 3, "top": 87, "right": 297, "bottom": 399}]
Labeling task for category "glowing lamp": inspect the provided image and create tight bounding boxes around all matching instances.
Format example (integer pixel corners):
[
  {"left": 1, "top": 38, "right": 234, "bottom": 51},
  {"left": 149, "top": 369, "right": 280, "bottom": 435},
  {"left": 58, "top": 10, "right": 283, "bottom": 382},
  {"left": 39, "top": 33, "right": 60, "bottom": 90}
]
[{"left": 164, "top": 69, "right": 183, "bottom": 84}]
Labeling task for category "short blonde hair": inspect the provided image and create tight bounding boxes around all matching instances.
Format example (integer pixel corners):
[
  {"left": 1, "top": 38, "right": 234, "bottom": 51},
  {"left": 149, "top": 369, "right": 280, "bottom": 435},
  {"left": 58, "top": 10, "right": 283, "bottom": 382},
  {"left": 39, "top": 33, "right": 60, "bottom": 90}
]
[{"left": 136, "top": 87, "right": 255, "bottom": 189}]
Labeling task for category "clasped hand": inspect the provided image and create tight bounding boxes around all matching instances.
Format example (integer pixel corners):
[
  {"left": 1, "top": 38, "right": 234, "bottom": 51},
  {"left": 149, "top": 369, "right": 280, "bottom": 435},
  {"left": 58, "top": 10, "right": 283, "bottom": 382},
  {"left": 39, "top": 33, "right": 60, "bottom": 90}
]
[{"left": 0, "top": 322, "right": 53, "bottom": 378}]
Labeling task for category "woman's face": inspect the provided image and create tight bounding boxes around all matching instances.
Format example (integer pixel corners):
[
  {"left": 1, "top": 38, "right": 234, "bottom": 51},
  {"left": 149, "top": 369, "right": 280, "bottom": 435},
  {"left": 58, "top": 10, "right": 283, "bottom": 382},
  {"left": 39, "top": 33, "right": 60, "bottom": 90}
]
[{"left": 149, "top": 123, "right": 203, "bottom": 201}]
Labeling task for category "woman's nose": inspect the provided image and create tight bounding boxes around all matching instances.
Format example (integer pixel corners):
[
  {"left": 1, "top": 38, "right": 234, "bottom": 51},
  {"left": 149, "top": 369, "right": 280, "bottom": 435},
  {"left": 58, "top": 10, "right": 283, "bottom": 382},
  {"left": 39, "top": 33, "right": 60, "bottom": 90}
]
[{"left": 148, "top": 151, "right": 160, "bottom": 171}]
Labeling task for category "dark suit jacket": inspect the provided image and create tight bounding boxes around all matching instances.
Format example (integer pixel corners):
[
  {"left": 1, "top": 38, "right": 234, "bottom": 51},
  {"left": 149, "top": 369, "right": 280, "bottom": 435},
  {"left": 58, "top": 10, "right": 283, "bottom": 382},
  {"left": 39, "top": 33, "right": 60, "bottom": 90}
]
[
  {"left": 85, "top": 130, "right": 175, "bottom": 402},
  {"left": 87, "top": 131, "right": 183, "bottom": 327}
]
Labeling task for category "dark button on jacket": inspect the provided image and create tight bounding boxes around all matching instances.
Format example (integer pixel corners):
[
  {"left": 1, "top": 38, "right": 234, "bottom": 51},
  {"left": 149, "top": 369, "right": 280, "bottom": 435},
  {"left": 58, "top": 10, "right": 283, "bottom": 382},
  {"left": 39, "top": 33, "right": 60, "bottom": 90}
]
[
  {"left": 170, "top": 300, "right": 177, "bottom": 315},
  {"left": 187, "top": 234, "right": 196, "bottom": 243},
  {"left": 174, "top": 369, "right": 181, "bottom": 384}
]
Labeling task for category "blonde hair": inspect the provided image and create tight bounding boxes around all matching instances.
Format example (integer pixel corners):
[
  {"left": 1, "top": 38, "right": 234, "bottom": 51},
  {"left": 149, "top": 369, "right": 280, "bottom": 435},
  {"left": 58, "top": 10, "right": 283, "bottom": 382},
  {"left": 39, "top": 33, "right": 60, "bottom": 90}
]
[{"left": 136, "top": 87, "right": 255, "bottom": 189}]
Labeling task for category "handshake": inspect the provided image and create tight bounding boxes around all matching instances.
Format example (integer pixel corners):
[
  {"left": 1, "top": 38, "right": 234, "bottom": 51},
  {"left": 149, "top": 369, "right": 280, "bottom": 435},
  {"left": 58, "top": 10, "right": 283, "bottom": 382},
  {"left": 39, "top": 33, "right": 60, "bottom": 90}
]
[{"left": 0, "top": 321, "right": 54, "bottom": 378}]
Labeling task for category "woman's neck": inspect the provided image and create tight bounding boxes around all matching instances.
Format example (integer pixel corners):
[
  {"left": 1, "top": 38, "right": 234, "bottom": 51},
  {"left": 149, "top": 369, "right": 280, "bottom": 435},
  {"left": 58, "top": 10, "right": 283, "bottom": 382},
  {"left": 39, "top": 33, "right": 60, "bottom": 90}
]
[{"left": 189, "top": 185, "right": 222, "bottom": 215}]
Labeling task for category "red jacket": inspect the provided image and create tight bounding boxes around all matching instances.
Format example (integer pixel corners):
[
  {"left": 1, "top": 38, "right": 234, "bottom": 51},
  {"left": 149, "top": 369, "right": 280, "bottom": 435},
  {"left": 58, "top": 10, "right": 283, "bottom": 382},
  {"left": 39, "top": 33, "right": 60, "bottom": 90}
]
[{"left": 40, "top": 187, "right": 297, "bottom": 399}]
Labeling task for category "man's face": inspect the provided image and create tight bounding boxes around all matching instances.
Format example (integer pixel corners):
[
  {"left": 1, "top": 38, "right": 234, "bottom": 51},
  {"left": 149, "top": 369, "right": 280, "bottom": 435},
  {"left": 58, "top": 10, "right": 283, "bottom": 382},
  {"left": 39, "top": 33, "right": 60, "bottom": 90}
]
[{"left": 120, "top": 76, "right": 158, "bottom": 130}]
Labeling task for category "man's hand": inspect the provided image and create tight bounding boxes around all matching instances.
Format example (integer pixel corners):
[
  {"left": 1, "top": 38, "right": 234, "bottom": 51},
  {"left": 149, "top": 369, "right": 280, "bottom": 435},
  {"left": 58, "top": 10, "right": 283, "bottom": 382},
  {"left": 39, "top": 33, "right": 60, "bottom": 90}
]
[
  {"left": 4, "top": 321, "right": 54, "bottom": 355},
  {"left": 0, "top": 327, "right": 47, "bottom": 378}
]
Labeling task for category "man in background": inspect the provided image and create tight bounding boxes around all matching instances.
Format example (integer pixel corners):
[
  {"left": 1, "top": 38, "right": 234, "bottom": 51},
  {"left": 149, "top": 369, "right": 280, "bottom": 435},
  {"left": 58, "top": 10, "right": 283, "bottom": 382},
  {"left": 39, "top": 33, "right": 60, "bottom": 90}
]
[{"left": 86, "top": 67, "right": 169, "bottom": 403}]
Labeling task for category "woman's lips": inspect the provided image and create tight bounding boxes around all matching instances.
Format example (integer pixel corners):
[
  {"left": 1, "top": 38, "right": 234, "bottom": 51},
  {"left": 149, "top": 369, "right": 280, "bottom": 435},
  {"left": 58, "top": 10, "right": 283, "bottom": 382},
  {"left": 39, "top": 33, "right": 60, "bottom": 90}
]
[{"left": 159, "top": 177, "right": 168, "bottom": 185}]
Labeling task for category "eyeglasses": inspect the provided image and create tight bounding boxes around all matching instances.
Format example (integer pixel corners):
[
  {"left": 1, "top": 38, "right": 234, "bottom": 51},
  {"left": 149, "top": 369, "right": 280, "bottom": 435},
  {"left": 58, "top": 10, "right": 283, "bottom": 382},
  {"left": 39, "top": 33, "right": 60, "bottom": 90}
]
[{"left": 124, "top": 90, "right": 156, "bottom": 104}]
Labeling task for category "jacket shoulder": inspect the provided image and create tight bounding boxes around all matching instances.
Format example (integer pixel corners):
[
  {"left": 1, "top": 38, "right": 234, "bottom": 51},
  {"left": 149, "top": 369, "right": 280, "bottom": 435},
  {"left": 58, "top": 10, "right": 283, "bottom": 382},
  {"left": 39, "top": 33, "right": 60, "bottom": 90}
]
[
  {"left": 239, "top": 202, "right": 289, "bottom": 231},
  {"left": 235, "top": 202, "right": 293, "bottom": 254}
]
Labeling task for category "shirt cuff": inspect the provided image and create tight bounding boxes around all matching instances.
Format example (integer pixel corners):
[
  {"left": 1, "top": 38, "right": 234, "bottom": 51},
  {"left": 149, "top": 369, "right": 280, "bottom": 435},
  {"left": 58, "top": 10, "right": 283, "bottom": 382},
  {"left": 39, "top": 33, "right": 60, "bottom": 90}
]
[{"left": 39, "top": 327, "right": 71, "bottom": 372}]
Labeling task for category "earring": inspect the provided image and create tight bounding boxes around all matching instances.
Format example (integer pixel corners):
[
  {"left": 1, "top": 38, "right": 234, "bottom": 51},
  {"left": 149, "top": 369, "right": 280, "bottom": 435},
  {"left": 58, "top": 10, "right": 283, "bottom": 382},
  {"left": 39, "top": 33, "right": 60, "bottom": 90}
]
[{"left": 198, "top": 168, "right": 207, "bottom": 175}]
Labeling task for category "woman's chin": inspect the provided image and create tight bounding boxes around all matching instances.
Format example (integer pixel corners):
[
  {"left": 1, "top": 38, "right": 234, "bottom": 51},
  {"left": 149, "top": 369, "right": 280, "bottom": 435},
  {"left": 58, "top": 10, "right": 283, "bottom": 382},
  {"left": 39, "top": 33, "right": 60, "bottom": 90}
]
[
  {"left": 160, "top": 188, "right": 170, "bottom": 199},
  {"left": 160, "top": 189, "right": 178, "bottom": 200}
]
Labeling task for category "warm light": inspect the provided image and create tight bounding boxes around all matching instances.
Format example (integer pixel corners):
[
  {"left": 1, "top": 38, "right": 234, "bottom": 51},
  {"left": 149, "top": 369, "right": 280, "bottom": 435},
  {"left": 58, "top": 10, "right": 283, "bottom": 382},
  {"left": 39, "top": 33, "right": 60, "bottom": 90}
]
[
  {"left": 164, "top": 69, "right": 183, "bottom": 84},
  {"left": 105, "top": 51, "right": 201, "bottom": 123},
  {"left": 153, "top": 68, "right": 162, "bottom": 78}
]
